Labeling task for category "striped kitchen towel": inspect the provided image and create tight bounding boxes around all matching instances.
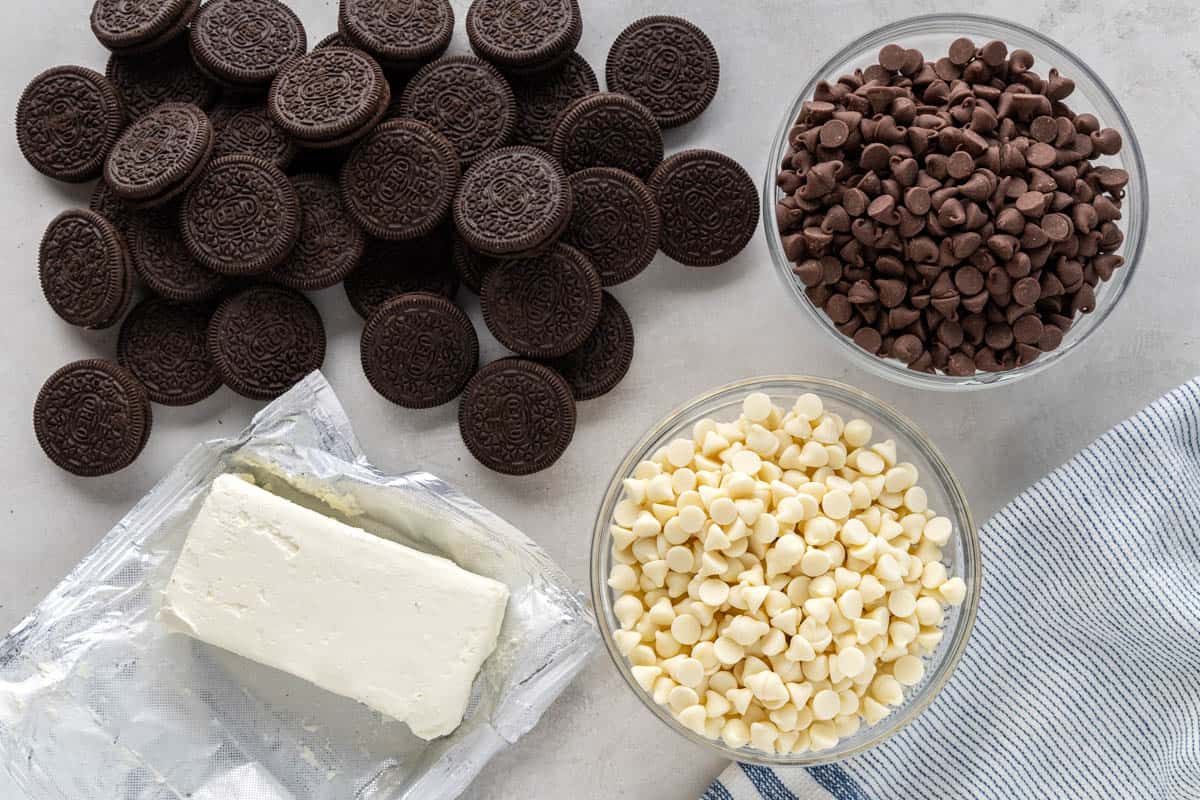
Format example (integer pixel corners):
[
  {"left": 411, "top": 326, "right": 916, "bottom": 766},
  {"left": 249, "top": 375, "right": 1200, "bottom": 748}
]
[{"left": 705, "top": 378, "right": 1200, "bottom": 800}]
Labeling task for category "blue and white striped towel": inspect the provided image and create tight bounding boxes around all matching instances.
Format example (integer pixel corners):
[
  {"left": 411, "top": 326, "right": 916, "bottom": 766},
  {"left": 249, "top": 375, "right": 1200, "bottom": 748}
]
[{"left": 705, "top": 379, "right": 1200, "bottom": 800}]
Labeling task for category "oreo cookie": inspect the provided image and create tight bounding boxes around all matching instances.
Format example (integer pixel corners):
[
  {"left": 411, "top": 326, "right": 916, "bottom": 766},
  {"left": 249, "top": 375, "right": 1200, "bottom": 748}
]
[
  {"left": 466, "top": 0, "right": 583, "bottom": 76},
  {"left": 481, "top": 242, "right": 602, "bottom": 358},
  {"left": 550, "top": 92, "right": 663, "bottom": 179},
  {"left": 452, "top": 235, "right": 495, "bottom": 295},
  {"left": 34, "top": 359, "right": 151, "bottom": 476},
  {"left": 269, "top": 47, "right": 390, "bottom": 149},
  {"left": 189, "top": 0, "right": 307, "bottom": 90},
  {"left": 338, "top": 0, "right": 454, "bottom": 73},
  {"left": 454, "top": 146, "right": 573, "bottom": 257},
  {"left": 210, "top": 101, "right": 296, "bottom": 169},
  {"left": 38, "top": 208, "right": 132, "bottom": 329},
  {"left": 129, "top": 203, "right": 226, "bottom": 302},
  {"left": 400, "top": 56, "right": 516, "bottom": 165},
  {"left": 459, "top": 358, "right": 576, "bottom": 476},
  {"left": 104, "top": 102, "right": 213, "bottom": 207},
  {"left": 546, "top": 291, "right": 635, "bottom": 401},
  {"left": 563, "top": 167, "right": 660, "bottom": 286},
  {"left": 272, "top": 174, "right": 366, "bottom": 291},
  {"left": 649, "top": 149, "right": 758, "bottom": 267},
  {"left": 117, "top": 297, "right": 222, "bottom": 406},
  {"left": 91, "top": 0, "right": 199, "bottom": 55},
  {"left": 17, "top": 66, "right": 126, "bottom": 183},
  {"left": 361, "top": 293, "right": 479, "bottom": 408},
  {"left": 89, "top": 180, "right": 136, "bottom": 238},
  {"left": 344, "top": 229, "right": 457, "bottom": 319},
  {"left": 511, "top": 53, "right": 598, "bottom": 149},
  {"left": 105, "top": 35, "right": 217, "bottom": 119},
  {"left": 180, "top": 155, "right": 300, "bottom": 275},
  {"left": 314, "top": 32, "right": 353, "bottom": 50},
  {"left": 340, "top": 119, "right": 459, "bottom": 241},
  {"left": 208, "top": 285, "right": 327, "bottom": 401},
  {"left": 606, "top": 16, "right": 719, "bottom": 128}
]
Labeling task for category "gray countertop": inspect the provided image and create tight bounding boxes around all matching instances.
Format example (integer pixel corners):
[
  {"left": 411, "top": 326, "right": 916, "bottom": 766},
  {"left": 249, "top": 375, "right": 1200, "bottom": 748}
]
[{"left": 0, "top": 0, "right": 1192, "bottom": 797}]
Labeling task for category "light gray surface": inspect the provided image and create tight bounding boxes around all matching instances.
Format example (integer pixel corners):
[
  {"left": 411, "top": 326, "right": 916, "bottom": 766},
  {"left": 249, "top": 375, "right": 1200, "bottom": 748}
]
[{"left": 0, "top": 0, "right": 1190, "bottom": 798}]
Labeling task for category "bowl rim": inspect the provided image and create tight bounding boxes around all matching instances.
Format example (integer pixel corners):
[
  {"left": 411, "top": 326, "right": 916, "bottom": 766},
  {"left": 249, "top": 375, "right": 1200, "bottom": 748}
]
[
  {"left": 589, "top": 375, "right": 982, "bottom": 765},
  {"left": 762, "top": 12, "right": 1150, "bottom": 391}
]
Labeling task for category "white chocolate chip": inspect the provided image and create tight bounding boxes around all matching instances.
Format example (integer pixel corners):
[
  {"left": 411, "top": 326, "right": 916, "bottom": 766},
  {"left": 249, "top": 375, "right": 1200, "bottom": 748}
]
[
  {"left": 940, "top": 576, "right": 967, "bottom": 605},
  {"left": 609, "top": 391, "right": 964, "bottom": 754}
]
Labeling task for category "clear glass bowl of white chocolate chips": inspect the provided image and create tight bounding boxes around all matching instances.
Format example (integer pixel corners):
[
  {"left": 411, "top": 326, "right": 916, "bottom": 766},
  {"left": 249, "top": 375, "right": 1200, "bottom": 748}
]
[{"left": 590, "top": 377, "right": 980, "bottom": 764}]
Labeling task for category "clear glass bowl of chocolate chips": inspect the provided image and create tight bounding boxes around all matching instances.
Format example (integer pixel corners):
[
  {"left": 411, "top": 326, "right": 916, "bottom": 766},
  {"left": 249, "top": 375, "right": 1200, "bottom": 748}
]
[{"left": 765, "top": 14, "right": 1147, "bottom": 389}]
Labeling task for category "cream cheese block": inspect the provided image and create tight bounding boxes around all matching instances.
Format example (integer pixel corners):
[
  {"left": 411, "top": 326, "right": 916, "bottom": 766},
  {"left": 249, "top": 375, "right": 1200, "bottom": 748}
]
[{"left": 159, "top": 474, "right": 509, "bottom": 740}]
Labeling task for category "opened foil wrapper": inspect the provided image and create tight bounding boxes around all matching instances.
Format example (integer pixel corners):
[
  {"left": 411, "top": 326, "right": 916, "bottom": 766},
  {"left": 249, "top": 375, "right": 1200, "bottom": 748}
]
[{"left": 0, "top": 373, "right": 599, "bottom": 800}]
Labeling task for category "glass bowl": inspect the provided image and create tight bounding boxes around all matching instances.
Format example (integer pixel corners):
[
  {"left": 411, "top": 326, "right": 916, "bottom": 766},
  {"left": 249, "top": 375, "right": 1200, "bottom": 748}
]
[
  {"left": 763, "top": 14, "right": 1148, "bottom": 391},
  {"left": 589, "top": 376, "right": 981, "bottom": 765}
]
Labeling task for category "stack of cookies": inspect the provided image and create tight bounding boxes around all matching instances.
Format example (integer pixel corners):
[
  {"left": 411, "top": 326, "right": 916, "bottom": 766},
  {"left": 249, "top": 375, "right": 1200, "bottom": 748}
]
[{"left": 17, "top": 0, "right": 760, "bottom": 477}]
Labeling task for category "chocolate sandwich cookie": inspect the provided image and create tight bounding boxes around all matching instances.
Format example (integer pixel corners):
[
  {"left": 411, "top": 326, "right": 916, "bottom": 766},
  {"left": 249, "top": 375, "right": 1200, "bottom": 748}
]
[
  {"left": 129, "top": 203, "right": 226, "bottom": 301},
  {"left": 459, "top": 358, "right": 576, "bottom": 475},
  {"left": 106, "top": 35, "right": 218, "bottom": 119},
  {"left": 189, "top": 0, "right": 307, "bottom": 90},
  {"left": 454, "top": 146, "right": 573, "bottom": 257},
  {"left": 545, "top": 291, "right": 635, "bottom": 401},
  {"left": 481, "top": 242, "right": 602, "bottom": 358},
  {"left": 340, "top": 119, "right": 459, "bottom": 241},
  {"left": 400, "top": 56, "right": 516, "bottom": 165},
  {"left": 181, "top": 155, "right": 300, "bottom": 275},
  {"left": 104, "top": 102, "right": 213, "bottom": 207},
  {"left": 338, "top": 0, "right": 454, "bottom": 73},
  {"left": 89, "top": 180, "right": 136, "bottom": 238},
  {"left": 208, "top": 285, "right": 326, "bottom": 401},
  {"left": 563, "top": 167, "right": 660, "bottom": 286},
  {"left": 91, "top": 0, "right": 199, "bottom": 55},
  {"left": 17, "top": 66, "right": 126, "bottom": 183},
  {"left": 34, "top": 359, "right": 152, "bottom": 476},
  {"left": 345, "top": 229, "right": 457, "bottom": 319},
  {"left": 466, "top": 0, "right": 583, "bottom": 76},
  {"left": 39, "top": 209, "right": 131, "bottom": 329},
  {"left": 271, "top": 174, "right": 366, "bottom": 291},
  {"left": 209, "top": 101, "right": 296, "bottom": 169},
  {"left": 314, "top": 32, "right": 353, "bottom": 50},
  {"left": 269, "top": 47, "right": 390, "bottom": 150},
  {"left": 650, "top": 149, "right": 758, "bottom": 267},
  {"left": 550, "top": 92, "right": 663, "bottom": 179},
  {"left": 453, "top": 235, "right": 495, "bottom": 295},
  {"left": 361, "top": 293, "right": 479, "bottom": 408},
  {"left": 511, "top": 53, "right": 598, "bottom": 149},
  {"left": 117, "top": 297, "right": 222, "bottom": 406},
  {"left": 606, "top": 16, "right": 720, "bottom": 129}
]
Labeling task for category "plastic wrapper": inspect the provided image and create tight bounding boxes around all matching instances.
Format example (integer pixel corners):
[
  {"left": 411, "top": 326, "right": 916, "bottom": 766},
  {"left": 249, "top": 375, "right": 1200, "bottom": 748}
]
[{"left": 0, "top": 372, "right": 599, "bottom": 800}]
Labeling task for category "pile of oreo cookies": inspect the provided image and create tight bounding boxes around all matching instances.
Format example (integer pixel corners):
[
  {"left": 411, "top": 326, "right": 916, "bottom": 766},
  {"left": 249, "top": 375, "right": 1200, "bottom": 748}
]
[{"left": 17, "top": 0, "right": 759, "bottom": 478}]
